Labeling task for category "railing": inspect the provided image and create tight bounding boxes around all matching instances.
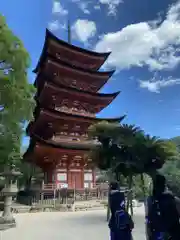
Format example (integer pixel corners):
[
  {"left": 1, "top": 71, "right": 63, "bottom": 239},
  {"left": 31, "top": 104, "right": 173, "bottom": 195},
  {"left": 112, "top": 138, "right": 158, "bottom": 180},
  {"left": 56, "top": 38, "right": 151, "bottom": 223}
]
[
  {"left": 43, "top": 183, "right": 56, "bottom": 190},
  {"left": 52, "top": 136, "right": 95, "bottom": 145},
  {"left": 16, "top": 187, "right": 108, "bottom": 207},
  {"left": 54, "top": 106, "right": 95, "bottom": 118},
  {"left": 52, "top": 134, "right": 87, "bottom": 141}
]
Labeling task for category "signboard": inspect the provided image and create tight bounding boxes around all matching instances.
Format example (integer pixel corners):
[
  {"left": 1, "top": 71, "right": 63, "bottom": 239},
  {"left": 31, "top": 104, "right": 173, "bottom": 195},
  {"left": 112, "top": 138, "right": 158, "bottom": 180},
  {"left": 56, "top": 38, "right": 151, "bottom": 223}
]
[
  {"left": 57, "top": 183, "right": 68, "bottom": 189},
  {"left": 57, "top": 173, "right": 67, "bottom": 181}
]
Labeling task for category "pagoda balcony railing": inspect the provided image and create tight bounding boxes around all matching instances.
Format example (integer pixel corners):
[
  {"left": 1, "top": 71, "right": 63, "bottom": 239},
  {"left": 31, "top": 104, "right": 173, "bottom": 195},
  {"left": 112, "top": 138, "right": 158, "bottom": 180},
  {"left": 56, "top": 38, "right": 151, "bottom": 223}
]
[
  {"left": 52, "top": 134, "right": 88, "bottom": 141},
  {"left": 28, "top": 183, "right": 56, "bottom": 191},
  {"left": 52, "top": 135, "right": 98, "bottom": 145},
  {"left": 54, "top": 106, "right": 95, "bottom": 118},
  {"left": 43, "top": 183, "right": 56, "bottom": 190}
]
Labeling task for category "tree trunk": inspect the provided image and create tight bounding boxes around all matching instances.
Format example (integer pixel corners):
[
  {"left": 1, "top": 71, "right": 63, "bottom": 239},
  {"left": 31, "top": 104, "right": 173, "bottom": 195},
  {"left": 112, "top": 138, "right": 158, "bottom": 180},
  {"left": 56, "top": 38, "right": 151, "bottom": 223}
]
[
  {"left": 115, "top": 171, "right": 120, "bottom": 182},
  {"left": 107, "top": 203, "right": 110, "bottom": 222},
  {"left": 140, "top": 173, "right": 146, "bottom": 201},
  {"left": 128, "top": 174, "right": 133, "bottom": 217},
  {"left": 107, "top": 188, "right": 110, "bottom": 221},
  {"left": 126, "top": 194, "right": 130, "bottom": 212},
  {"left": 25, "top": 176, "right": 32, "bottom": 191}
]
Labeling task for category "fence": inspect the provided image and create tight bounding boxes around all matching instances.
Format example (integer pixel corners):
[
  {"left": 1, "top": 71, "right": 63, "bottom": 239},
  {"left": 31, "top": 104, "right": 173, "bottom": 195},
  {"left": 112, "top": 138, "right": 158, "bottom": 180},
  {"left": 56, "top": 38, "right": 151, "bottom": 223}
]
[{"left": 17, "top": 187, "right": 108, "bottom": 207}]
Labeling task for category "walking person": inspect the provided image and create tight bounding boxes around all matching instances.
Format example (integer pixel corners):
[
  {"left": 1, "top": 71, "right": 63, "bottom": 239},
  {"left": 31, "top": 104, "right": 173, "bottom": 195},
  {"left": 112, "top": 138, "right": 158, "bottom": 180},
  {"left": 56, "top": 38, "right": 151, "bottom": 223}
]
[
  {"left": 108, "top": 181, "right": 134, "bottom": 240},
  {"left": 146, "top": 174, "right": 180, "bottom": 240}
]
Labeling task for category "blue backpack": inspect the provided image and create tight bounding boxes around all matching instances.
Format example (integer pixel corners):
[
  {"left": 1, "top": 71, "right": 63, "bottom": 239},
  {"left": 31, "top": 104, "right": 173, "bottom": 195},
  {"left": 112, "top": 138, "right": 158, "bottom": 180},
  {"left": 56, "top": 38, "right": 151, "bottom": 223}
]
[{"left": 115, "top": 209, "right": 133, "bottom": 230}]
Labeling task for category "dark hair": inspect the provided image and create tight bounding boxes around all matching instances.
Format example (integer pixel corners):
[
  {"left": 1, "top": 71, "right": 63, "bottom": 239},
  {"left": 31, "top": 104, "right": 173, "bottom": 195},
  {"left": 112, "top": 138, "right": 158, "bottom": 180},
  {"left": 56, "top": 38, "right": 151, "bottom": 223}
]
[
  {"left": 152, "top": 174, "right": 166, "bottom": 196},
  {"left": 109, "top": 181, "right": 119, "bottom": 190}
]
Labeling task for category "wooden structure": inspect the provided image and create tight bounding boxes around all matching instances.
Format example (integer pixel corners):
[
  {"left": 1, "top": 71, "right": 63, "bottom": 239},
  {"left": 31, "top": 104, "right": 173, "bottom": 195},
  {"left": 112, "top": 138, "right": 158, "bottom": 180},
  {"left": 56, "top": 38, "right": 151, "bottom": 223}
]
[{"left": 24, "top": 28, "right": 125, "bottom": 192}]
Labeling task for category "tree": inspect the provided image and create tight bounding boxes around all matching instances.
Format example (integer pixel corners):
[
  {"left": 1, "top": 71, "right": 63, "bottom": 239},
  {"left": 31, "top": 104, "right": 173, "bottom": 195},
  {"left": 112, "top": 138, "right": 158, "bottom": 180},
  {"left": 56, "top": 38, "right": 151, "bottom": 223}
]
[
  {"left": 0, "top": 15, "right": 35, "bottom": 169},
  {"left": 0, "top": 15, "right": 35, "bottom": 224},
  {"left": 89, "top": 122, "right": 141, "bottom": 215},
  {"left": 17, "top": 162, "right": 42, "bottom": 189},
  {"left": 160, "top": 137, "right": 180, "bottom": 197},
  {"left": 89, "top": 122, "right": 177, "bottom": 216}
]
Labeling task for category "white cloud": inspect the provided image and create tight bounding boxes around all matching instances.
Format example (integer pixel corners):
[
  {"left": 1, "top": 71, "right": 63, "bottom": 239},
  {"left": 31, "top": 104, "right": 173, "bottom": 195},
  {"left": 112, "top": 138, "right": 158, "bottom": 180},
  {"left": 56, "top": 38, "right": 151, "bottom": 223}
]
[
  {"left": 139, "top": 76, "right": 180, "bottom": 93},
  {"left": 99, "top": 0, "right": 123, "bottom": 16},
  {"left": 78, "top": 2, "right": 90, "bottom": 14},
  {"left": 60, "top": 23, "right": 67, "bottom": 30},
  {"left": 52, "top": 1, "right": 68, "bottom": 15},
  {"left": 95, "top": 1, "right": 180, "bottom": 71},
  {"left": 48, "top": 21, "right": 67, "bottom": 32},
  {"left": 48, "top": 20, "right": 60, "bottom": 31},
  {"left": 94, "top": 5, "right": 101, "bottom": 10},
  {"left": 71, "top": 0, "right": 91, "bottom": 14},
  {"left": 72, "top": 19, "right": 97, "bottom": 43}
]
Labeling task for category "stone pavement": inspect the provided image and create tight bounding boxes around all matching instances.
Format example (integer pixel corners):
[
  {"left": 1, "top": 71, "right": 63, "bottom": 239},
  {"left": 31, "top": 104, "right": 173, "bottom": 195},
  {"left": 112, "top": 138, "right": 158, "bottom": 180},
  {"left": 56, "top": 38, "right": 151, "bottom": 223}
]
[{"left": 0, "top": 207, "right": 145, "bottom": 240}]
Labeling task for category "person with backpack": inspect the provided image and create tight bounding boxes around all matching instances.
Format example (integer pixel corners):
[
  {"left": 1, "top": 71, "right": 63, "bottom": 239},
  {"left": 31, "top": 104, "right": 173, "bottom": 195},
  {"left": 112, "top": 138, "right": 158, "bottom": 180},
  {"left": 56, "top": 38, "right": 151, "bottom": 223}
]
[
  {"left": 146, "top": 174, "right": 180, "bottom": 240},
  {"left": 108, "top": 181, "right": 134, "bottom": 240}
]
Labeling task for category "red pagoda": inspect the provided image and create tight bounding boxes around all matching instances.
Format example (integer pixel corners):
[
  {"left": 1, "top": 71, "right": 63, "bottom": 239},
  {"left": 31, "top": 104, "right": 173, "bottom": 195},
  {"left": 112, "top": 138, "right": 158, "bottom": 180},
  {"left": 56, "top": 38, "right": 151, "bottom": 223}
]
[{"left": 24, "top": 28, "right": 125, "bottom": 191}]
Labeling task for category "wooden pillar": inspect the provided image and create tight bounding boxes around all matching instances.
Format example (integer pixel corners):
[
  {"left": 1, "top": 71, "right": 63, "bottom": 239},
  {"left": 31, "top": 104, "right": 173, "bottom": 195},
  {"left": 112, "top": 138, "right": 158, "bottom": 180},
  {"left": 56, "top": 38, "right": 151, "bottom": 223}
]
[
  {"left": 92, "top": 168, "right": 95, "bottom": 188},
  {"left": 44, "top": 172, "right": 48, "bottom": 184},
  {"left": 53, "top": 170, "right": 57, "bottom": 187},
  {"left": 67, "top": 155, "right": 70, "bottom": 188},
  {"left": 81, "top": 155, "right": 84, "bottom": 189},
  {"left": 81, "top": 167, "right": 84, "bottom": 189}
]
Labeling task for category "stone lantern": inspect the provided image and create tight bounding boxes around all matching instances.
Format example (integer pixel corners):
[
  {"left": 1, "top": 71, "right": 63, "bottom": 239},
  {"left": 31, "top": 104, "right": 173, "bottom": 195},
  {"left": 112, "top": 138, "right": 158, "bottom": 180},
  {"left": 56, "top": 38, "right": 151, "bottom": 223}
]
[{"left": 0, "top": 169, "right": 21, "bottom": 230}]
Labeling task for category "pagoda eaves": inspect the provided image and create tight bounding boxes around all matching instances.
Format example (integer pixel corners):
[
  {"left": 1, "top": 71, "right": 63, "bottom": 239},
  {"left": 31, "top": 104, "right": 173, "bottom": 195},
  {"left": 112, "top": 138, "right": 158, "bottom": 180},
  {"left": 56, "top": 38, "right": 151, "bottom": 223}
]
[
  {"left": 24, "top": 140, "right": 89, "bottom": 172},
  {"left": 34, "top": 57, "right": 115, "bottom": 93},
  {"left": 37, "top": 81, "right": 120, "bottom": 114},
  {"left": 34, "top": 29, "right": 111, "bottom": 73},
  {"left": 27, "top": 108, "right": 126, "bottom": 138},
  {"left": 24, "top": 138, "right": 92, "bottom": 171},
  {"left": 33, "top": 108, "right": 125, "bottom": 124}
]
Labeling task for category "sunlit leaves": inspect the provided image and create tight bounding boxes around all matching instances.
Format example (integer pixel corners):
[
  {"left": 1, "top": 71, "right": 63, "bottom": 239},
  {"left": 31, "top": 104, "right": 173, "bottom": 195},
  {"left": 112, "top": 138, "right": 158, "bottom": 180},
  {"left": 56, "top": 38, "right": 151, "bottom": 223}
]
[{"left": 0, "top": 15, "right": 35, "bottom": 168}]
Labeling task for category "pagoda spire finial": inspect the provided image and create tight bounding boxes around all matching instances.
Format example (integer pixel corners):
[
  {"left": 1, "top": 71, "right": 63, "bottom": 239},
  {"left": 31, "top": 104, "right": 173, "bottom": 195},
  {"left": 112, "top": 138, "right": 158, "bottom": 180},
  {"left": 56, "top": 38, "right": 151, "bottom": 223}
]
[{"left": 67, "top": 19, "right": 71, "bottom": 44}]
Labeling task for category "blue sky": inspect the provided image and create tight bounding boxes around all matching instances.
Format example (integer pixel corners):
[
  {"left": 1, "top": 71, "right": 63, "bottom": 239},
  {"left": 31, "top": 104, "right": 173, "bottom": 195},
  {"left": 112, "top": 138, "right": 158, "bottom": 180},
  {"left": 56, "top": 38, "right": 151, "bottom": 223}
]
[{"left": 1, "top": 0, "right": 180, "bottom": 145}]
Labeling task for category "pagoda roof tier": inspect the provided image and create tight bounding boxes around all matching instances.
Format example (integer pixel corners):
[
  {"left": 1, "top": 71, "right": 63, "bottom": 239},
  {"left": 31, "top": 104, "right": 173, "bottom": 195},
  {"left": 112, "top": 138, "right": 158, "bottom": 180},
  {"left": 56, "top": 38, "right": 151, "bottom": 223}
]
[
  {"left": 23, "top": 137, "right": 92, "bottom": 170},
  {"left": 34, "top": 57, "right": 115, "bottom": 93},
  {"left": 34, "top": 29, "right": 111, "bottom": 73},
  {"left": 27, "top": 108, "right": 125, "bottom": 139},
  {"left": 34, "top": 134, "right": 98, "bottom": 150},
  {"left": 37, "top": 82, "right": 120, "bottom": 114},
  {"left": 33, "top": 107, "right": 125, "bottom": 126},
  {"left": 27, "top": 115, "right": 92, "bottom": 139}
]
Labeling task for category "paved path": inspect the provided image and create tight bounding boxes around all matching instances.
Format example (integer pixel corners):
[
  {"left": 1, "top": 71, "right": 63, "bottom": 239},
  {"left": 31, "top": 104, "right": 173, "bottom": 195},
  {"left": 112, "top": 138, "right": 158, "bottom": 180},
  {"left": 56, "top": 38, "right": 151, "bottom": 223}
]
[{"left": 0, "top": 208, "right": 145, "bottom": 240}]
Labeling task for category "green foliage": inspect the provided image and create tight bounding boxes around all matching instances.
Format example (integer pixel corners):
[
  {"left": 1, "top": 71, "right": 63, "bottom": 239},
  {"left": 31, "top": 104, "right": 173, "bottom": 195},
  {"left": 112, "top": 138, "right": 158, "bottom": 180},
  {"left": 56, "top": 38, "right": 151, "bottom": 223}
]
[
  {"left": 17, "top": 162, "right": 42, "bottom": 189},
  {"left": 170, "top": 136, "right": 180, "bottom": 148},
  {"left": 160, "top": 136, "right": 180, "bottom": 197},
  {"left": 0, "top": 15, "right": 35, "bottom": 169},
  {"left": 89, "top": 121, "right": 121, "bottom": 147},
  {"left": 133, "top": 174, "right": 151, "bottom": 200},
  {"left": 161, "top": 161, "right": 180, "bottom": 197},
  {"left": 89, "top": 122, "right": 175, "bottom": 178}
]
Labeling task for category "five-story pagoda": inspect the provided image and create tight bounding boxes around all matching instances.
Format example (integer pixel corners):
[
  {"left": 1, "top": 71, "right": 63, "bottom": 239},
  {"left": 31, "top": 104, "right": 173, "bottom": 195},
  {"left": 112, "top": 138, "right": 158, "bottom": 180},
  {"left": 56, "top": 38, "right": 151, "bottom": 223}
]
[{"left": 24, "top": 27, "right": 125, "bottom": 190}]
